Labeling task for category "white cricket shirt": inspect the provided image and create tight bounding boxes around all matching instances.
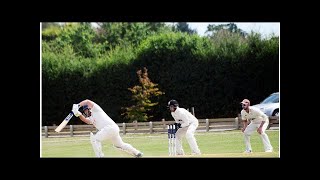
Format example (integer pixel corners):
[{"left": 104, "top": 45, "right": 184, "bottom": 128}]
[
  {"left": 88, "top": 102, "right": 118, "bottom": 130},
  {"left": 241, "top": 106, "right": 269, "bottom": 124},
  {"left": 171, "top": 107, "right": 198, "bottom": 127}
]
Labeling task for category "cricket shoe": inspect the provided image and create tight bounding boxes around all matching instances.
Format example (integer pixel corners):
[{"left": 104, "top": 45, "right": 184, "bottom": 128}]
[
  {"left": 191, "top": 152, "right": 201, "bottom": 155},
  {"left": 98, "top": 152, "right": 105, "bottom": 157},
  {"left": 243, "top": 150, "right": 252, "bottom": 153},
  {"left": 265, "top": 149, "right": 273, "bottom": 152},
  {"left": 135, "top": 152, "right": 143, "bottom": 158},
  {"left": 176, "top": 150, "right": 185, "bottom": 156}
]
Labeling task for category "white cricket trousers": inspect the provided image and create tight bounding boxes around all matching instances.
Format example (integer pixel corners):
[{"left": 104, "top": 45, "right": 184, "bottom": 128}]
[
  {"left": 175, "top": 122, "right": 201, "bottom": 155},
  {"left": 243, "top": 121, "right": 273, "bottom": 152},
  {"left": 92, "top": 125, "right": 140, "bottom": 157}
]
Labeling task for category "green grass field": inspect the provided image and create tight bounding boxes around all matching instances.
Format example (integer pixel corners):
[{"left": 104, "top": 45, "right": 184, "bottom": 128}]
[{"left": 41, "top": 130, "right": 279, "bottom": 158}]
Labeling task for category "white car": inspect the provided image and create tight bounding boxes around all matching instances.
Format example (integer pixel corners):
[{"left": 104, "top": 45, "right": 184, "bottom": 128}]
[{"left": 252, "top": 92, "right": 279, "bottom": 117}]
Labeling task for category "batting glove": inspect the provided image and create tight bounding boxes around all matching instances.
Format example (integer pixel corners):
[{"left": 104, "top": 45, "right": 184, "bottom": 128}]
[
  {"left": 72, "top": 109, "right": 82, "bottom": 117},
  {"left": 72, "top": 104, "right": 80, "bottom": 111}
]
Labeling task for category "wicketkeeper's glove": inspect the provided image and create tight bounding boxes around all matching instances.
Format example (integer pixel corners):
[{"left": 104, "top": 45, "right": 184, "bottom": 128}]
[{"left": 174, "top": 123, "right": 181, "bottom": 129}]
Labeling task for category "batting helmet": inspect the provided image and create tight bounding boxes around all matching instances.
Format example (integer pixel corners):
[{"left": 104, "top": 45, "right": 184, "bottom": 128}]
[
  {"left": 79, "top": 105, "right": 91, "bottom": 117},
  {"left": 167, "top": 99, "right": 179, "bottom": 108},
  {"left": 79, "top": 105, "right": 89, "bottom": 113}
]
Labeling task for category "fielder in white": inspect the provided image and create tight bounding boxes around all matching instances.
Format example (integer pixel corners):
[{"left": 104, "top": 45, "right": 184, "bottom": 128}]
[
  {"left": 240, "top": 99, "right": 273, "bottom": 153},
  {"left": 168, "top": 100, "right": 201, "bottom": 155},
  {"left": 72, "top": 99, "right": 143, "bottom": 158}
]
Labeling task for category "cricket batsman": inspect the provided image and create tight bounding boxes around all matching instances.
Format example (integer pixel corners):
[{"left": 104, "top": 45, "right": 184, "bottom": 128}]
[
  {"left": 167, "top": 99, "right": 201, "bottom": 155},
  {"left": 72, "top": 99, "right": 143, "bottom": 158}
]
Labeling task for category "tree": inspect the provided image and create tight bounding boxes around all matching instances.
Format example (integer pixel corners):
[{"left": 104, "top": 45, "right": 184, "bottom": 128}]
[
  {"left": 122, "top": 67, "right": 164, "bottom": 122},
  {"left": 42, "top": 23, "right": 62, "bottom": 41},
  {"left": 145, "top": 22, "right": 166, "bottom": 32},
  {"left": 55, "top": 23, "right": 102, "bottom": 58},
  {"left": 206, "top": 23, "right": 247, "bottom": 37},
  {"left": 175, "top": 22, "right": 197, "bottom": 34},
  {"left": 42, "top": 22, "right": 60, "bottom": 30},
  {"left": 94, "top": 22, "right": 174, "bottom": 51}
]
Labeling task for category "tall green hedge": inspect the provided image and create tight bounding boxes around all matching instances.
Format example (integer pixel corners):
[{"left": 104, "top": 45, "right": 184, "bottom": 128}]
[{"left": 42, "top": 32, "right": 279, "bottom": 125}]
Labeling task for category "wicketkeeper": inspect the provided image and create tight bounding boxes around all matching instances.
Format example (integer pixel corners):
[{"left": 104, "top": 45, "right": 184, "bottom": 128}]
[
  {"left": 72, "top": 99, "right": 143, "bottom": 158},
  {"left": 167, "top": 100, "right": 201, "bottom": 155}
]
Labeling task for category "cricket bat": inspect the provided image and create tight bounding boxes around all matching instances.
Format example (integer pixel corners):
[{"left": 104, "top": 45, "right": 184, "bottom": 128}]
[{"left": 55, "top": 112, "right": 74, "bottom": 132}]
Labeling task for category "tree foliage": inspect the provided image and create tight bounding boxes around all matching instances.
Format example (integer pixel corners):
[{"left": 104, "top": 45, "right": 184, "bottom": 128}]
[
  {"left": 42, "top": 22, "right": 61, "bottom": 30},
  {"left": 42, "top": 23, "right": 62, "bottom": 41},
  {"left": 122, "top": 67, "right": 165, "bottom": 122},
  {"left": 206, "top": 23, "right": 247, "bottom": 37},
  {"left": 93, "top": 22, "right": 173, "bottom": 51},
  {"left": 174, "top": 22, "right": 197, "bottom": 34}
]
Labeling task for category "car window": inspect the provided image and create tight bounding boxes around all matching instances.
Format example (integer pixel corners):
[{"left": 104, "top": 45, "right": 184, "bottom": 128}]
[{"left": 260, "top": 93, "right": 279, "bottom": 104}]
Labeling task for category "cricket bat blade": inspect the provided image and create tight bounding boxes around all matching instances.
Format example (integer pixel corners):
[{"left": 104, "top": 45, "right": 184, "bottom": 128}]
[{"left": 55, "top": 112, "right": 74, "bottom": 132}]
